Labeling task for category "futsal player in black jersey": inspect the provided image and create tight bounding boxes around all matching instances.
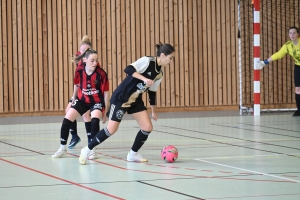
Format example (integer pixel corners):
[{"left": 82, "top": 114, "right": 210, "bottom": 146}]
[
  {"left": 79, "top": 43, "right": 175, "bottom": 164},
  {"left": 52, "top": 49, "right": 109, "bottom": 158}
]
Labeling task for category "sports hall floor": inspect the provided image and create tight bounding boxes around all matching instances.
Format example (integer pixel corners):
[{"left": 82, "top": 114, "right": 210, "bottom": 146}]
[{"left": 0, "top": 111, "right": 300, "bottom": 200}]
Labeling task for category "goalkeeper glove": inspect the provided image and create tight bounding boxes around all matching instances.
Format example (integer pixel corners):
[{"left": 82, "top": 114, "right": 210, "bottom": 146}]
[{"left": 256, "top": 59, "right": 269, "bottom": 70}]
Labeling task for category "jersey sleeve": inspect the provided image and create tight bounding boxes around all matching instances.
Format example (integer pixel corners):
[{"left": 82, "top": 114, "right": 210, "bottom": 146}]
[
  {"left": 103, "top": 73, "right": 109, "bottom": 91},
  {"left": 74, "top": 71, "right": 80, "bottom": 85},
  {"left": 130, "top": 56, "right": 150, "bottom": 74},
  {"left": 271, "top": 44, "right": 288, "bottom": 61},
  {"left": 97, "top": 67, "right": 109, "bottom": 92}
]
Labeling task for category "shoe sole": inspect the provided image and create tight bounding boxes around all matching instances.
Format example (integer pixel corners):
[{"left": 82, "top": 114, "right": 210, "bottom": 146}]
[
  {"left": 52, "top": 153, "right": 67, "bottom": 158},
  {"left": 68, "top": 139, "right": 81, "bottom": 149},
  {"left": 79, "top": 156, "right": 87, "bottom": 165},
  {"left": 127, "top": 158, "right": 148, "bottom": 162}
]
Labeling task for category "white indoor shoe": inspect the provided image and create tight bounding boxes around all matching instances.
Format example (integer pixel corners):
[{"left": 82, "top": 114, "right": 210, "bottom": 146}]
[
  {"left": 52, "top": 146, "right": 67, "bottom": 158},
  {"left": 79, "top": 146, "right": 91, "bottom": 165},
  {"left": 89, "top": 148, "right": 98, "bottom": 160},
  {"left": 127, "top": 152, "right": 148, "bottom": 162}
]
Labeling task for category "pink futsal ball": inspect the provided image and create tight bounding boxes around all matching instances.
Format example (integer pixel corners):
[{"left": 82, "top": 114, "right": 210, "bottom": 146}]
[{"left": 161, "top": 145, "right": 178, "bottom": 163}]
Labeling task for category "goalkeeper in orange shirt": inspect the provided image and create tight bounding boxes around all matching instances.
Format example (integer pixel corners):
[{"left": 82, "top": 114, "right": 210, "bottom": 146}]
[{"left": 257, "top": 26, "right": 300, "bottom": 116}]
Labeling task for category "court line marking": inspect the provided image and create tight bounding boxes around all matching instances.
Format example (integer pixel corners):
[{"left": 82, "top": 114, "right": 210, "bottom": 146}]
[
  {"left": 196, "top": 159, "right": 300, "bottom": 183},
  {"left": 68, "top": 153, "right": 294, "bottom": 183},
  {"left": 196, "top": 153, "right": 286, "bottom": 160},
  {"left": 137, "top": 181, "right": 204, "bottom": 199},
  {"left": 162, "top": 125, "right": 300, "bottom": 151},
  {"left": 0, "top": 140, "right": 45, "bottom": 155},
  {"left": 159, "top": 127, "right": 300, "bottom": 159},
  {"left": 0, "top": 158, "right": 125, "bottom": 200},
  {"left": 86, "top": 152, "right": 299, "bottom": 178},
  {"left": 238, "top": 122, "right": 300, "bottom": 133},
  {"left": 212, "top": 123, "right": 300, "bottom": 138},
  {"left": 205, "top": 192, "right": 300, "bottom": 200}
]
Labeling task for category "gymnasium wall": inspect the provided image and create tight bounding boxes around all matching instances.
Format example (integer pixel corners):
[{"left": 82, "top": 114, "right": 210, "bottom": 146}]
[{"left": 0, "top": 0, "right": 238, "bottom": 116}]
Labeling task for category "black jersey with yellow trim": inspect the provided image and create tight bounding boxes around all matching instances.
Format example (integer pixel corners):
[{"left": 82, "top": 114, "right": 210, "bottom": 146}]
[{"left": 110, "top": 56, "right": 163, "bottom": 107}]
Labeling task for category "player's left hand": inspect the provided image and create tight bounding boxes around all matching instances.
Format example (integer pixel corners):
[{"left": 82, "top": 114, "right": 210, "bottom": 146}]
[
  {"left": 152, "top": 112, "right": 158, "bottom": 121},
  {"left": 256, "top": 61, "right": 266, "bottom": 70}
]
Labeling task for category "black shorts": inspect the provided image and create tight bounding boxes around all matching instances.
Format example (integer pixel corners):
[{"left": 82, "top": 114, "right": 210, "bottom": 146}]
[
  {"left": 295, "top": 65, "right": 300, "bottom": 87},
  {"left": 106, "top": 100, "right": 147, "bottom": 122},
  {"left": 71, "top": 99, "right": 104, "bottom": 116}
]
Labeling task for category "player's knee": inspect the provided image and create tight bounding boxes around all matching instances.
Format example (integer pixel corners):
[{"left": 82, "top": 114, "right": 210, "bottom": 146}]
[
  {"left": 82, "top": 112, "right": 91, "bottom": 121},
  {"left": 141, "top": 124, "right": 153, "bottom": 132},
  {"left": 106, "top": 123, "right": 119, "bottom": 135},
  {"left": 106, "top": 127, "right": 117, "bottom": 135}
]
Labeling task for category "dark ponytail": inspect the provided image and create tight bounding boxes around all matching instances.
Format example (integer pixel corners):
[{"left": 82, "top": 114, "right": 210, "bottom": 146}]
[{"left": 155, "top": 42, "right": 175, "bottom": 56}]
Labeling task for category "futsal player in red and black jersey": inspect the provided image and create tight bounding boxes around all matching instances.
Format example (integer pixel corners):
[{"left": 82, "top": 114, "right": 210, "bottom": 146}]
[
  {"left": 52, "top": 49, "right": 109, "bottom": 158},
  {"left": 79, "top": 43, "right": 175, "bottom": 164},
  {"left": 66, "top": 36, "right": 93, "bottom": 150},
  {"left": 66, "top": 36, "right": 104, "bottom": 156}
]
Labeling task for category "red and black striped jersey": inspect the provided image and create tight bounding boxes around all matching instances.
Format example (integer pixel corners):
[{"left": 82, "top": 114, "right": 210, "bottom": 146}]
[{"left": 74, "top": 66, "right": 109, "bottom": 105}]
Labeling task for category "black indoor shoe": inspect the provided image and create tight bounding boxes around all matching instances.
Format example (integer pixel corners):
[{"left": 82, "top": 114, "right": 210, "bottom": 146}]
[{"left": 68, "top": 136, "right": 81, "bottom": 149}]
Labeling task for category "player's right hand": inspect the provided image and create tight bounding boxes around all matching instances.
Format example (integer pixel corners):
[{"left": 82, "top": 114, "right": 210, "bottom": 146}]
[
  {"left": 144, "top": 78, "right": 154, "bottom": 86},
  {"left": 256, "top": 61, "right": 266, "bottom": 70},
  {"left": 152, "top": 112, "right": 158, "bottom": 121},
  {"left": 65, "top": 102, "right": 72, "bottom": 114}
]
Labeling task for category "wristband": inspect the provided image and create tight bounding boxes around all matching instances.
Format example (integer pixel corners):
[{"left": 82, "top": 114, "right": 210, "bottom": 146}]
[{"left": 263, "top": 59, "right": 269, "bottom": 65}]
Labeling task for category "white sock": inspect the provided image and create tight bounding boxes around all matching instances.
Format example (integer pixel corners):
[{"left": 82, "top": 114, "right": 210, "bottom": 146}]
[
  {"left": 60, "top": 144, "right": 66, "bottom": 149},
  {"left": 130, "top": 149, "right": 137, "bottom": 155}
]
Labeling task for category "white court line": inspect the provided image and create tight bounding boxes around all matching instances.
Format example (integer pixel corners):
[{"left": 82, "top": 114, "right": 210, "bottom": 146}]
[
  {"left": 197, "top": 152, "right": 300, "bottom": 160},
  {"left": 290, "top": 152, "right": 300, "bottom": 155},
  {"left": 196, "top": 153, "right": 282, "bottom": 160},
  {"left": 196, "top": 159, "right": 300, "bottom": 183}
]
